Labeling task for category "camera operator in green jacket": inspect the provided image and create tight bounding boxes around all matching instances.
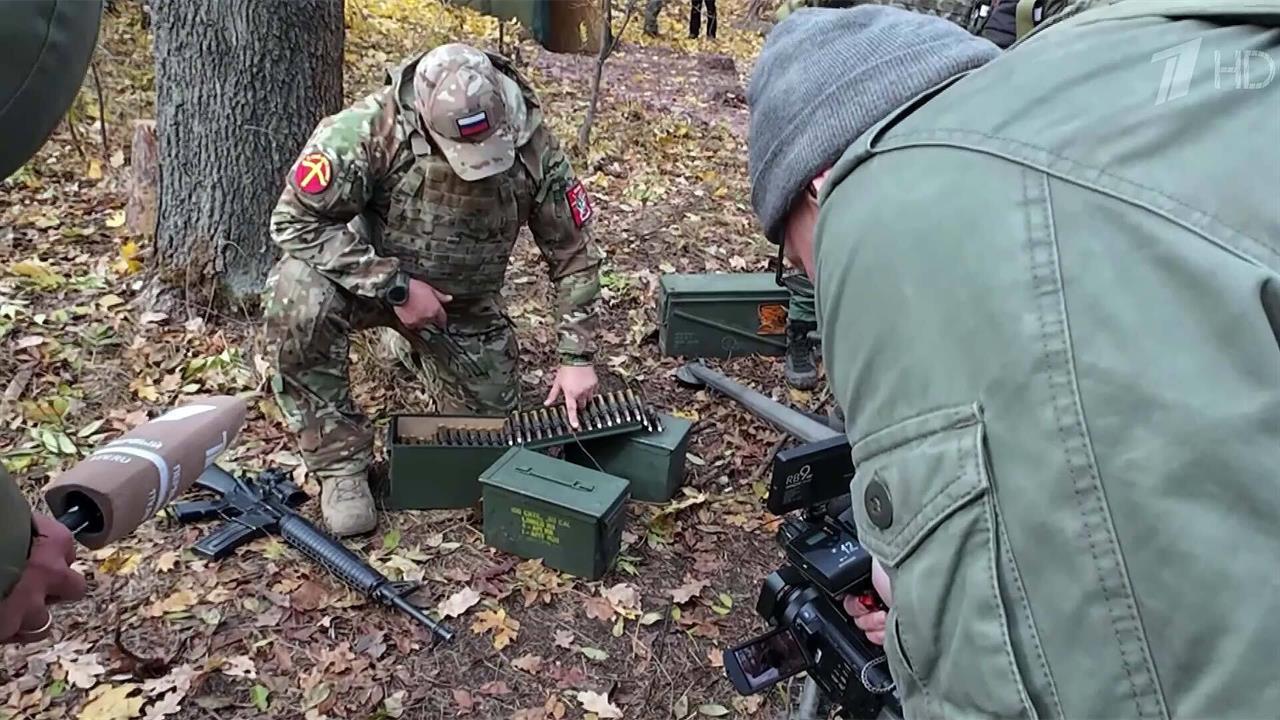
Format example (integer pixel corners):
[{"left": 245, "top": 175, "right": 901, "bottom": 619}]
[
  {"left": 0, "top": 0, "right": 103, "bottom": 643},
  {"left": 749, "top": 2, "right": 1280, "bottom": 718}
]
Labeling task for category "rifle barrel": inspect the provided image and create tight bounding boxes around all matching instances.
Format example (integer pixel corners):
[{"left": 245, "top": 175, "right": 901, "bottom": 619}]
[
  {"left": 380, "top": 588, "right": 456, "bottom": 642},
  {"left": 56, "top": 505, "right": 95, "bottom": 535}
]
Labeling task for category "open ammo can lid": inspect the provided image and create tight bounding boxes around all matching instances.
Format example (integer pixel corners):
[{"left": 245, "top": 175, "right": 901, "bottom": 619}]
[{"left": 479, "top": 447, "right": 630, "bottom": 519}]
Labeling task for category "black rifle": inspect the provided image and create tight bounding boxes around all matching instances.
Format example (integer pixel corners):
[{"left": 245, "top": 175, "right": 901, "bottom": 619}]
[{"left": 169, "top": 465, "right": 454, "bottom": 642}]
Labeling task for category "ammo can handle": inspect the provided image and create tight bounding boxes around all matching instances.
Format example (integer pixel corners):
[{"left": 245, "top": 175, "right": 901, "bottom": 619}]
[{"left": 514, "top": 465, "right": 595, "bottom": 492}]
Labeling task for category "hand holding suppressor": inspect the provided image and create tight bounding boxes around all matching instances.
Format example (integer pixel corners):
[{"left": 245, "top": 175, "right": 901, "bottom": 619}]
[{"left": 42, "top": 396, "right": 247, "bottom": 548}]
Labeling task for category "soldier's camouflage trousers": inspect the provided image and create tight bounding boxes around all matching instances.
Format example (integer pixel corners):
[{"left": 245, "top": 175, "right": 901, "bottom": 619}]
[
  {"left": 263, "top": 257, "right": 519, "bottom": 480},
  {"left": 788, "top": 276, "right": 816, "bottom": 324}
]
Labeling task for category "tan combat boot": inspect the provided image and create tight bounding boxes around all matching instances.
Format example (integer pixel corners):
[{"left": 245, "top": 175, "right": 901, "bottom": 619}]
[{"left": 320, "top": 474, "right": 377, "bottom": 537}]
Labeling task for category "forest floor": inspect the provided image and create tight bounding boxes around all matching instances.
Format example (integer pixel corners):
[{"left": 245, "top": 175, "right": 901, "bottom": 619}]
[{"left": 1, "top": 2, "right": 841, "bottom": 719}]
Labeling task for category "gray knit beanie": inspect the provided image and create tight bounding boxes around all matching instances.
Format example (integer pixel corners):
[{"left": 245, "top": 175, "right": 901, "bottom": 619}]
[{"left": 747, "top": 6, "right": 1001, "bottom": 243}]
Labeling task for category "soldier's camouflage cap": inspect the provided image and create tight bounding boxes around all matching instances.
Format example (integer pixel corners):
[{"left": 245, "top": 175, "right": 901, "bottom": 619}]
[{"left": 415, "top": 43, "right": 516, "bottom": 182}]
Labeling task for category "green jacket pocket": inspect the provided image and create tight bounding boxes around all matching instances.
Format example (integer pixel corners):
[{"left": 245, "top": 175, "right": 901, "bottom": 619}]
[{"left": 850, "top": 403, "right": 1036, "bottom": 720}]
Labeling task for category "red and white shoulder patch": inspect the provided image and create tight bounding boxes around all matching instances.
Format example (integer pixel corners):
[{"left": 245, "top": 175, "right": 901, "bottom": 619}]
[
  {"left": 565, "top": 179, "right": 593, "bottom": 229},
  {"left": 293, "top": 152, "right": 333, "bottom": 194}
]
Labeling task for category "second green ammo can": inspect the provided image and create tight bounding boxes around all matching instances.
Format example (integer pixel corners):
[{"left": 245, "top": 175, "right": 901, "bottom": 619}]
[
  {"left": 564, "top": 412, "right": 693, "bottom": 503},
  {"left": 479, "top": 447, "right": 631, "bottom": 580}
]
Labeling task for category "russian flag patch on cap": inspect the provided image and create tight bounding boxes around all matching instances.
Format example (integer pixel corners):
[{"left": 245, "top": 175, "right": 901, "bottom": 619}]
[{"left": 456, "top": 111, "right": 490, "bottom": 138}]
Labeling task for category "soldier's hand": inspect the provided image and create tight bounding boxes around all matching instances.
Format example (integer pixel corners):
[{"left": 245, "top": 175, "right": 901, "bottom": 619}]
[
  {"left": 545, "top": 365, "right": 598, "bottom": 430},
  {"left": 842, "top": 557, "right": 892, "bottom": 646},
  {"left": 395, "top": 278, "right": 451, "bottom": 330},
  {"left": 0, "top": 514, "right": 87, "bottom": 645}
]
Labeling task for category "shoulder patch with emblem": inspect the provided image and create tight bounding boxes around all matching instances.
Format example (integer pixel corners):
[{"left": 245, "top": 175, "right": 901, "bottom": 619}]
[
  {"left": 293, "top": 152, "right": 333, "bottom": 194},
  {"left": 565, "top": 179, "right": 593, "bottom": 229}
]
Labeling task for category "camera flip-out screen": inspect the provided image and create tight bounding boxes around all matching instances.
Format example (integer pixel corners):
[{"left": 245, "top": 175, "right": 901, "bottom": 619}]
[{"left": 725, "top": 627, "right": 809, "bottom": 694}]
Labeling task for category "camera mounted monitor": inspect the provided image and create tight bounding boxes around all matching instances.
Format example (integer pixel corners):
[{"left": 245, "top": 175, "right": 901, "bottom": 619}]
[{"left": 768, "top": 435, "right": 856, "bottom": 515}]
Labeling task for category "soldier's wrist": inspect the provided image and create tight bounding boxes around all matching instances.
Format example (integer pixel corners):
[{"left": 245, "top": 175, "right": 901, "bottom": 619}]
[
  {"left": 559, "top": 352, "right": 594, "bottom": 367},
  {"left": 372, "top": 261, "right": 405, "bottom": 300}
]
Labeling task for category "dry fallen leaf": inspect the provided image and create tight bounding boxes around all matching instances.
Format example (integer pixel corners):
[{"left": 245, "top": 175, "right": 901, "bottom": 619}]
[
  {"left": 436, "top": 587, "right": 481, "bottom": 618},
  {"left": 583, "top": 595, "right": 615, "bottom": 622},
  {"left": 290, "top": 580, "right": 331, "bottom": 611},
  {"left": 97, "top": 550, "right": 141, "bottom": 576},
  {"left": 452, "top": 688, "right": 475, "bottom": 714},
  {"left": 602, "top": 583, "right": 642, "bottom": 617},
  {"left": 78, "top": 684, "right": 145, "bottom": 720},
  {"left": 144, "top": 589, "right": 198, "bottom": 617},
  {"left": 142, "top": 690, "right": 184, "bottom": 720},
  {"left": 204, "top": 586, "right": 234, "bottom": 604},
  {"left": 154, "top": 552, "right": 180, "bottom": 572},
  {"left": 141, "top": 665, "right": 199, "bottom": 698},
  {"left": 219, "top": 655, "right": 257, "bottom": 679},
  {"left": 511, "top": 654, "right": 543, "bottom": 674},
  {"left": 670, "top": 577, "right": 709, "bottom": 605},
  {"left": 382, "top": 690, "right": 406, "bottom": 718},
  {"left": 576, "top": 689, "right": 623, "bottom": 719},
  {"left": 478, "top": 680, "right": 511, "bottom": 696},
  {"left": 470, "top": 607, "right": 519, "bottom": 650},
  {"left": 706, "top": 647, "right": 724, "bottom": 669},
  {"left": 553, "top": 629, "right": 575, "bottom": 649},
  {"left": 61, "top": 653, "right": 107, "bottom": 689}
]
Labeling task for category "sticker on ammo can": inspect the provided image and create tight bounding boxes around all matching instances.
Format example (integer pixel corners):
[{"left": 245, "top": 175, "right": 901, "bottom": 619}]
[{"left": 757, "top": 303, "right": 786, "bottom": 335}]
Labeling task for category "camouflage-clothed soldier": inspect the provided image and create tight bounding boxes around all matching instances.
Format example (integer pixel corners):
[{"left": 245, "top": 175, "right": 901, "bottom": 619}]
[
  {"left": 264, "top": 43, "right": 604, "bottom": 536},
  {"left": 643, "top": 0, "right": 665, "bottom": 35},
  {"left": 965, "top": 0, "right": 1075, "bottom": 47}
]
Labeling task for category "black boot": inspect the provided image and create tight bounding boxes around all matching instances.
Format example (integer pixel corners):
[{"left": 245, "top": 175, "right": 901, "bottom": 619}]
[{"left": 784, "top": 319, "right": 818, "bottom": 390}]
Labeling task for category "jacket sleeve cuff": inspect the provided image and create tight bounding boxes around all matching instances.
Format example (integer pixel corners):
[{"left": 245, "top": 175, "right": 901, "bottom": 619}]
[{"left": 558, "top": 352, "right": 594, "bottom": 366}]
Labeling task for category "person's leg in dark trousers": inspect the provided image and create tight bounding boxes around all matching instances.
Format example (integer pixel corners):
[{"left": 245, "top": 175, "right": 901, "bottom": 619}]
[
  {"left": 705, "top": 0, "right": 716, "bottom": 38},
  {"left": 689, "top": 0, "right": 701, "bottom": 38}
]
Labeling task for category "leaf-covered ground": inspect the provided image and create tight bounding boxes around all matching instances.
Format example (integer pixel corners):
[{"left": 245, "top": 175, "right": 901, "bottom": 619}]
[{"left": 1, "top": 2, "right": 839, "bottom": 718}]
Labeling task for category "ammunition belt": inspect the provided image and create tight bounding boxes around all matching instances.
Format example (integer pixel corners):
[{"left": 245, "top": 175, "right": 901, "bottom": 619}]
[{"left": 404, "top": 389, "right": 663, "bottom": 448}]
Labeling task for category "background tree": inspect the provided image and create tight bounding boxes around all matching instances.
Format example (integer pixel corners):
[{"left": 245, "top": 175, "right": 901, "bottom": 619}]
[
  {"left": 149, "top": 0, "right": 345, "bottom": 313},
  {"left": 578, "top": 0, "right": 639, "bottom": 151}
]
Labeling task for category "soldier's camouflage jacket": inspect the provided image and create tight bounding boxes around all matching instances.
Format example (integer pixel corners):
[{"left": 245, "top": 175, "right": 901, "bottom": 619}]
[{"left": 268, "top": 50, "right": 603, "bottom": 362}]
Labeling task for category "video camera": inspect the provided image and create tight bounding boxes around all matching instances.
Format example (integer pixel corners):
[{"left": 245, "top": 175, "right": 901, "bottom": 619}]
[{"left": 723, "top": 436, "right": 903, "bottom": 719}]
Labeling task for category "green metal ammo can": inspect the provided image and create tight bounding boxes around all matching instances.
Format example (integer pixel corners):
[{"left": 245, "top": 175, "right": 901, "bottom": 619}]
[
  {"left": 563, "top": 412, "right": 693, "bottom": 503},
  {"left": 379, "top": 414, "right": 510, "bottom": 510},
  {"left": 479, "top": 447, "right": 630, "bottom": 580},
  {"left": 657, "top": 273, "right": 791, "bottom": 358}
]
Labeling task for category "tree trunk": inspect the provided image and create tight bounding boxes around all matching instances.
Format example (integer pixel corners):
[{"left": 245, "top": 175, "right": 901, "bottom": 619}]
[
  {"left": 577, "top": 0, "right": 612, "bottom": 151},
  {"left": 150, "top": 0, "right": 344, "bottom": 312},
  {"left": 577, "top": 0, "right": 638, "bottom": 152},
  {"left": 126, "top": 120, "right": 158, "bottom": 240}
]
